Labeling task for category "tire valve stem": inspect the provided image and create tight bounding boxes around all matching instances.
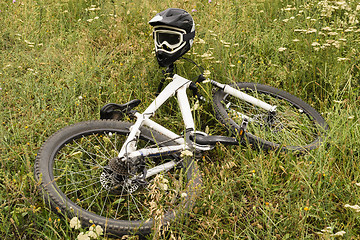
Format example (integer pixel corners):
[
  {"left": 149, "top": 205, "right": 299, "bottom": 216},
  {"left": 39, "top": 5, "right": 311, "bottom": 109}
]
[{"left": 239, "top": 118, "right": 248, "bottom": 140}]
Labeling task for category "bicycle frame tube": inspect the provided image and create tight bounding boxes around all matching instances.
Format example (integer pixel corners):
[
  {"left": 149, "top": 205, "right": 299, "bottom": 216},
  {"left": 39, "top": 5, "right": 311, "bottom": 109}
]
[
  {"left": 118, "top": 74, "right": 195, "bottom": 159},
  {"left": 211, "top": 80, "right": 277, "bottom": 112}
]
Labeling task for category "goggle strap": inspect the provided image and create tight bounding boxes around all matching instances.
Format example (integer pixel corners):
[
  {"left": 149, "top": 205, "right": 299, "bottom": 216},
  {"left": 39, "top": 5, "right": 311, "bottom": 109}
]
[{"left": 183, "top": 31, "right": 195, "bottom": 42}]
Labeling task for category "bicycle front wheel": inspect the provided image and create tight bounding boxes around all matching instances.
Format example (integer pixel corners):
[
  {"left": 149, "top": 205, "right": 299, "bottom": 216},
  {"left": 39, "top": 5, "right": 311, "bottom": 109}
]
[
  {"left": 34, "top": 120, "right": 201, "bottom": 237},
  {"left": 213, "top": 82, "right": 328, "bottom": 152}
]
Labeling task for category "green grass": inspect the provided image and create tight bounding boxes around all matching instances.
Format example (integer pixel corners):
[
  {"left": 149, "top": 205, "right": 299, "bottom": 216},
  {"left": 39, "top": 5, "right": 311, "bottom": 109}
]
[{"left": 1, "top": 0, "right": 360, "bottom": 239}]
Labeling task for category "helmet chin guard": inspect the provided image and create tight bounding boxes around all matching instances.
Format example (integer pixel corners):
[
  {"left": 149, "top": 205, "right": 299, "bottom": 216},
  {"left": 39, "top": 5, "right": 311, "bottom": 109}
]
[{"left": 149, "top": 8, "right": 195, "bottom": 67}]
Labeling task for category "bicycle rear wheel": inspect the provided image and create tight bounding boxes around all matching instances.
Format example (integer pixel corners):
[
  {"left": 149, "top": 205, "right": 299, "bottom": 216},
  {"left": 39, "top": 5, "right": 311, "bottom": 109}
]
[
  {"left": 34, "top": 120, "right": 201, "bottom": 237},
  {"left": 213, "top": 82, "right": 328, "bottom": 152}
]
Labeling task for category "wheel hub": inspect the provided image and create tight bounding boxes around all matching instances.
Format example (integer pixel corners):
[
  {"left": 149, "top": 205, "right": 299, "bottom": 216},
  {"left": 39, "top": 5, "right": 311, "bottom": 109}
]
[
  {"left": 109, "top": 157, "right": 130, "bottom": 175},
  {"left": 100, "top": 168, "right": 141, "bottom": 194}
]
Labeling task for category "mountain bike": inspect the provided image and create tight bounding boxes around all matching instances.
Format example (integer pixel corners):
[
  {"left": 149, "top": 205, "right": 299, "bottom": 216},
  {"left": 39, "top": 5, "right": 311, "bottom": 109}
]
[
  {"left": 34, "top": 61, "right": 327, "bottom": 237},
  {"left": 34, "top": 7, "right": 328, "bottom": 237}
]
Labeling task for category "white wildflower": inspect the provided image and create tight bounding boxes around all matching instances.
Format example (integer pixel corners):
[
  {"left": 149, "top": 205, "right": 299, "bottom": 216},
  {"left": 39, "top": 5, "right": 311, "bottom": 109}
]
[
  {"left": 328, "top": 32, "right": 338, "bottom": 36},
  {"left": 190, "top": 100, "right": 199, "bottom": 111},
  {"left": 77, "top": 232, "right": 90, "bottom": 240},
  {"left": 349, "top": 14, "right": 359, "bottom": 25},
  {"left": 78, "top": 96, "right": 83, "bottom": 100},
  {"left": 283, "top": 6, "right": 296, "bottom": 11},
  {"left": 181, "top": 192, "right": 188, "bottom": 198},
  {"left": 94, "top": 16, "right": 99, "bottom": 20},
  {"left": 320, "top": 44, "right": 329, "bottom": 49},
  {"left": 200, "top": 51, "right": 213, "bottom": 58},
  {"left": 283, "top": 19, "right": 289, "bottom": 22},
  {"left": 86, "top": 7, "right": 101, "bottom": 11},
  {"left": 357, "top": 4, "right": 360, "bottom": 11},
  {"left": 24, "top": 40, "right": 35, "bottom": 45},
  {"left": 203, "top": 70, "right": 211, "bottom": 78},
  {"left": 159, "top": 183, "right": 168, "bottom": 191},
  {"left": 321, "top": 26, "right": 332, "bottom": 31},
  {"left": 278, "top": 47, "right": 287, "bottom": 52},
  {"left": 332, "top": 41, "right": 340, "bottom": 48},
  {"left": 220, "top": 40, "right": 231, "bottom": 45},
  {"left": 70, "top": 217, "right": 81, "bottom": 229},
  {"left": 197, "top": 38, "right": 206, "bottom": 44},
  {"left": 306, "top": 28, "right": 317, "bottom": 34},
  {"left": 311, "top": 42, "right": 321, "bottom": 46},
  {"left": 344, "top": 204, "right": 360, "bottom": 212},
  {"left": 180, "top": 150, "right": 193, "bottom": 158},
  {"left": 337, "top": 57, "right": 349, "bottom": 61},
  {"left": 330, "top": 230, "right": 346, "bottom": 237},
  {"left": 87, "top": 19, "right": 94, "bottom": 22},
  {"left": 336, "top": 1, "right": 350, "bottom": 10},
  {"left": 293, "top": 39, "right": 300, "bottom": 42},
  {"left": 321, "top": 226, "right": 332, "bottom": 233},
  {"left": 344, "top": 28, "right": 353, "bottom": 33},
  {"left": 88, "top": 229, "right": 97, "bottom": 238},
  {"left": 95, "top": 225, "right": 103, "bottom": 236},
  {"left": 294, "top": 29, "right": 306, "bottom": 33},
  {"left": 355, "top": 182, "right": 360, "bottom": 186}
]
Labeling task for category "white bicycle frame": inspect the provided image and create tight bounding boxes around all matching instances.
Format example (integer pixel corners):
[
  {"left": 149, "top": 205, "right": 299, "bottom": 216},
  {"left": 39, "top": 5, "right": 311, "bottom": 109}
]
[{"left": 117, "top": 74, "right": 277, "bottom": 178}]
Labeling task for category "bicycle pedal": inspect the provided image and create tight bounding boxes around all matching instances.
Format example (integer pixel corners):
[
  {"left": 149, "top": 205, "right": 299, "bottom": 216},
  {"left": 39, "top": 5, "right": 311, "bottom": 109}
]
[{"left": 100, "top": 99, "right": 141, "bottom": 120}]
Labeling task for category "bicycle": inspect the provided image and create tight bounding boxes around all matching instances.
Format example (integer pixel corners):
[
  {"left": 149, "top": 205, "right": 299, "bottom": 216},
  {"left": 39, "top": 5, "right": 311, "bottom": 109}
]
[{"left": 34, "top": 8, "right": 328, "bottom": 237}]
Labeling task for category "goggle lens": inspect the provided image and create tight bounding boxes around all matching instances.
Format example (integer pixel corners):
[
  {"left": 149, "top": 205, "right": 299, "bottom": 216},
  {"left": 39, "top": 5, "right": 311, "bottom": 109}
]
[{"left": 156, "top": 32, "right": 181, "bottom": 46}]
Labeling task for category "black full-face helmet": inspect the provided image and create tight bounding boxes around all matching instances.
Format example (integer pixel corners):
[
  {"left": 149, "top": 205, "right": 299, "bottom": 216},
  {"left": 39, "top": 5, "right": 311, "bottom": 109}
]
[{"left": 149, "top": 8, "right": 195, "bottom": 67}]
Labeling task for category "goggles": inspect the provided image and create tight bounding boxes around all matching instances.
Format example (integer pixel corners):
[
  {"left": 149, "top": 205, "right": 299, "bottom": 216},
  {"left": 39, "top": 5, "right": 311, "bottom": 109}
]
[{"left": 153, "top": 26, "right": 195, "bottom": 54}]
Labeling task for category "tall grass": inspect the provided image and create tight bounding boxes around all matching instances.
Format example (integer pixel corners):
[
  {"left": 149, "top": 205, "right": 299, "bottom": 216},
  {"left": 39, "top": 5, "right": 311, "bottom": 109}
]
[{"left": 1, "top": 0, "right": 359, "bottom": 239}]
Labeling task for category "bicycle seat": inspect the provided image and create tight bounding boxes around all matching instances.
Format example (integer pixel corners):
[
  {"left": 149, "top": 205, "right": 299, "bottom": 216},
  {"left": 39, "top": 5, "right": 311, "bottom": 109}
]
[{"left": 100, "top": 99, "right": 141, "bottom": 120}]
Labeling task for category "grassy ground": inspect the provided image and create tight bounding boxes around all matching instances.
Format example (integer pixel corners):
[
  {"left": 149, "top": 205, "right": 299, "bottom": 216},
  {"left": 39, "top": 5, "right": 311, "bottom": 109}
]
[{"left": 1, "top": 0, "right": 360, "bottom": 239}]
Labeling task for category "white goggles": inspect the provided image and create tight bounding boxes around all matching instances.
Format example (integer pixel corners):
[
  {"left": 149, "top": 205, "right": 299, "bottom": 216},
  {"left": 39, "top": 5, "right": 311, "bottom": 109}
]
[{"left": 153, "top": 26, "right": 195, "bottom": 54}]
